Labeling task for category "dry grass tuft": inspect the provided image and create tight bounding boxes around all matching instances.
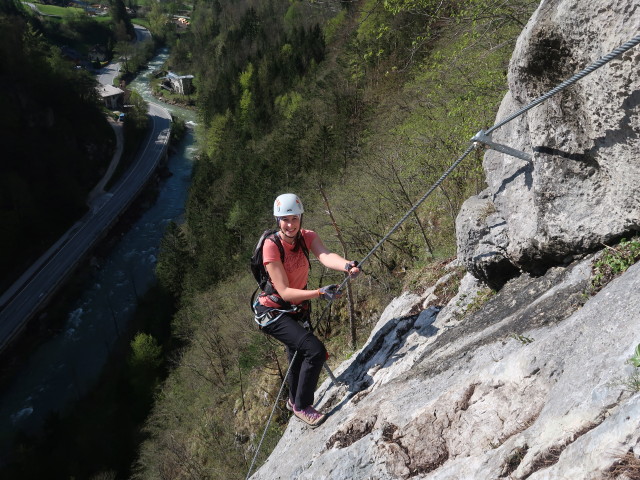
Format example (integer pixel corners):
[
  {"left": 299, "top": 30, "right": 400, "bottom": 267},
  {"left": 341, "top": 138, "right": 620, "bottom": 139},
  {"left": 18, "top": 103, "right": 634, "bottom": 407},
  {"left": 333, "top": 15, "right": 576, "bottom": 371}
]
[
  {"left": 523, "top": 420, "right": 600, "bottom": 477},
  {"left": 604, "top": 450, "right": 640, "bottom": 480},
  {"left": 500, "top": 445, "right": 529, "bottom": 477}
]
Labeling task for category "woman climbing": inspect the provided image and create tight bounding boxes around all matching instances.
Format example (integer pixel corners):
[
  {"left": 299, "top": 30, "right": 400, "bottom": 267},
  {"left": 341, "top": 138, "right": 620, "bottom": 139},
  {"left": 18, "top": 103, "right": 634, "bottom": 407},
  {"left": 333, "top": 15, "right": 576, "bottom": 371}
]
[{"left": 254, "top": 193, "right": 360, "bottom": 427}]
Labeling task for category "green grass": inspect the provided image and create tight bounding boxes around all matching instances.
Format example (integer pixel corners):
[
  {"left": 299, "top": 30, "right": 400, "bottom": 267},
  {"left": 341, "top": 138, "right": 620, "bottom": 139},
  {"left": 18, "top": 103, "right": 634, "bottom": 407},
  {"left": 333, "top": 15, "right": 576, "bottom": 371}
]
[
  {"left": 23, "top": 2, "right": 84, "bottom": 17},
  {"left": 628, "top": 344, "right": 640, "bottom": 368},
  {"left": 589, "top": 237, "right": 640, "bottom": 295},
  {"left": 622, "top": 344, "right": 640, "bottom": 393},
  {"left": 94, "top": 15, "right": 113, "bottom": 23},
  {"left": 131, "top": 17, "right": 150, "bottom": 29},
  {"left": 622, "top": 371, "right": 640, "bottom": 393}
]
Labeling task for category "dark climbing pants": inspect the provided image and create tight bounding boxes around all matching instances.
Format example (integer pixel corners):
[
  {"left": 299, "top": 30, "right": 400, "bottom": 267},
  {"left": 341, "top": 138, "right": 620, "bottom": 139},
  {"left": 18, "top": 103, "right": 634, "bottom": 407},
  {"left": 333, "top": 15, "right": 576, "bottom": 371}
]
[{"left": 259, "top": 307, "right": 327, "bottom": 410}]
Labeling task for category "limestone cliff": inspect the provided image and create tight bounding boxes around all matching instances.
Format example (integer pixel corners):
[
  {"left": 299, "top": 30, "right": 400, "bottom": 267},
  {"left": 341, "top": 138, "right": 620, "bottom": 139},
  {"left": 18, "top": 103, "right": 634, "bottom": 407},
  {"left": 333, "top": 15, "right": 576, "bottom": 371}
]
[
  {"left": 251, "top": 1, "right": 640, "bottom": 478},
  {"left": 456, "top": 0, "right": 640, "bottom": 288}
]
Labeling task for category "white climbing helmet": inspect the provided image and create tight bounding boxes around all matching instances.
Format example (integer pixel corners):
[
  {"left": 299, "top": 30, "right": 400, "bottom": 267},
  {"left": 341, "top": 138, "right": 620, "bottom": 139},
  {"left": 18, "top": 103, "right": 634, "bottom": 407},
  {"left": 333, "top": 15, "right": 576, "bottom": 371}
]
[{"left": 273, "top": 193, "right": 304, "bottom": 216}]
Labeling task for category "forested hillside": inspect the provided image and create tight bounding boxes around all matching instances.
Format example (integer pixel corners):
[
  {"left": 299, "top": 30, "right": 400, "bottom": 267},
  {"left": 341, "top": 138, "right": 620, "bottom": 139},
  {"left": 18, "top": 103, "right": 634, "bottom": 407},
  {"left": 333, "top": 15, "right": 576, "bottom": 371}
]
[
  {"left": 136, "top": 0, "right": 538, "bottom": 478},
  {"left": 0, "top": 0, "right": 114, "bottom": 290}
]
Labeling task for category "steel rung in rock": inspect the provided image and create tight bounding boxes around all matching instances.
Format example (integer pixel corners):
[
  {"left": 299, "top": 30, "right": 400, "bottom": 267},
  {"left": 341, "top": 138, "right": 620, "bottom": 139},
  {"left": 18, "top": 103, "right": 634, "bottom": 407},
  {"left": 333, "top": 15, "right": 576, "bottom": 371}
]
[{"left": 472, "top": 130, "right": 532, "bottom": 162}]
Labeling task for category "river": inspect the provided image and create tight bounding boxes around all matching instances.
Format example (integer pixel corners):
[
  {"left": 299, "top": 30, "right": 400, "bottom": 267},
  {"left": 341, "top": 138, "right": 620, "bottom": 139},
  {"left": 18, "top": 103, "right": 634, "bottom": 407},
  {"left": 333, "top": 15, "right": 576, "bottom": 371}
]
[{"left": 0, "top": 48, "right": 196, "bottom": 459}]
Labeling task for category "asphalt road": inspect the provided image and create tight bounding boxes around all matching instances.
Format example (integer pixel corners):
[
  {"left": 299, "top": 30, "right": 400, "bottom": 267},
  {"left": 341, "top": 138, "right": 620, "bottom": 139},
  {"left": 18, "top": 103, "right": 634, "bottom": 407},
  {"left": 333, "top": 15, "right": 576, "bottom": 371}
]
[
  {"left": 134, "top": 24, "right": 152, "bottom": 43},
  {"left": 97, "top": 62, "right": 120, "bottom": 87},
  {"left": 0, "top": 98, "right": 172, "bottom": 354}
]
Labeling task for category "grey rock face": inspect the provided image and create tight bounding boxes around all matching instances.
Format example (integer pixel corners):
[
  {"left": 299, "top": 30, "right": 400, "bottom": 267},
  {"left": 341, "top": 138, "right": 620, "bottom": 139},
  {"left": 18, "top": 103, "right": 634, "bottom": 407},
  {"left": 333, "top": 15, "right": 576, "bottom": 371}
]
[
  {"left": 252, "top": 257, "right": 640, "bottom": 480},
  {"left": 457, "top": 0, "right": 640, "bottom": 287}
]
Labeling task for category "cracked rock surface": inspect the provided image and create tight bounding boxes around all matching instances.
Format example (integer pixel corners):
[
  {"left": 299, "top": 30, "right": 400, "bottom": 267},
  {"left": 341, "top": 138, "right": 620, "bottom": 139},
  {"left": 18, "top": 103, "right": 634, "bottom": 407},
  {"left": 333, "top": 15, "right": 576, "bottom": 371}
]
[{"left": 252, "top": 257, "right": 640, "bottom": 479}]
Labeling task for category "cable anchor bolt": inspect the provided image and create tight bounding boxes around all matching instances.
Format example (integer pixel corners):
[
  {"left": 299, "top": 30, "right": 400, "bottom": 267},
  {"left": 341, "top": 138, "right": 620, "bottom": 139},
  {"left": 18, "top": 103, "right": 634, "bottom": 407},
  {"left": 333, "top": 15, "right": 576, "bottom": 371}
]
[{"left": 471, "top": 130, "right": 532, "bottom": 162}]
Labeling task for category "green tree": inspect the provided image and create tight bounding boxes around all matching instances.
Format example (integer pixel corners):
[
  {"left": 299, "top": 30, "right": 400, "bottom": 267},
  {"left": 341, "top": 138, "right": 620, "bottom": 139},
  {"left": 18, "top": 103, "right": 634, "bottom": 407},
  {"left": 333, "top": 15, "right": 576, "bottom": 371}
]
[
  {"left": 128, "top": 333, "right": 163, "bottom": 414},
  {"left": 156, "top": 222, "right": 191, "bottom": 298},
  {"left": 109, "top": 0, "right": 134, "bottom": 40},
  {"left": 114, "top": 39, "right": 133, "bottom": 72},
  {"left": 148, "top": 2, "right": 172, "bottom": 44},
  {"left": 129, "top": 333, "right": 163, "bottom": 371},
  {"left": 124, "top": 90, "right": 148, "bottom": 135},
  {"left": 0, "top": 0, "right": 20, "bottom": 15}
]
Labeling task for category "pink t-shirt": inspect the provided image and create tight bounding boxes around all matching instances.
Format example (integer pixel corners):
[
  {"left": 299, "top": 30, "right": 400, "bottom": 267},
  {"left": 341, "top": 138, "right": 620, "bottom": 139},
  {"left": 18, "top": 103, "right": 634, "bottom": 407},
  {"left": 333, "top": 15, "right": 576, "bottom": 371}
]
[{"left": 259, "top": 229, "right": 318, "bottom": 307}]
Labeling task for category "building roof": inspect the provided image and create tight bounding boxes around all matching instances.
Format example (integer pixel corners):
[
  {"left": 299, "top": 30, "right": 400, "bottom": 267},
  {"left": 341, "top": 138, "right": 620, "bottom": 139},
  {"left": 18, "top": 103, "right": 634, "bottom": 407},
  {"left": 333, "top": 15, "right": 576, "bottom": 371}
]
[{"left": 97, "top": 84, "right": 124, "bottom": 98}]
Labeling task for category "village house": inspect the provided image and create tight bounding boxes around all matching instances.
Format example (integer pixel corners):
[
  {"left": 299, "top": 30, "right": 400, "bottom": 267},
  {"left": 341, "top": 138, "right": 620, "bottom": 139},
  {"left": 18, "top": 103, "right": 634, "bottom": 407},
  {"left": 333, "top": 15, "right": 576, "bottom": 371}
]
[
  {"left": 60, "top": 45, "right": 82, "bottom": 64},
  {"left": 176, "top": 16, "right": 190, "bottom": 28},
  {"left": 88, "top": 45, "right": 108, "bottom": 63},
  {"left": 96, "top": 84, "right": 124, "bottom": 109}
]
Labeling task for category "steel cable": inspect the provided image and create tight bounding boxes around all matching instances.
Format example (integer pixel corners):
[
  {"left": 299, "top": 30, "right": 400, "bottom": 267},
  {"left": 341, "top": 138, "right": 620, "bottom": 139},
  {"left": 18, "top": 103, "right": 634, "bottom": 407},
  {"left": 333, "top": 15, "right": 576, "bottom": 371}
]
[{"left": 245, "top": 351, "right": 298, "bottom": 480}]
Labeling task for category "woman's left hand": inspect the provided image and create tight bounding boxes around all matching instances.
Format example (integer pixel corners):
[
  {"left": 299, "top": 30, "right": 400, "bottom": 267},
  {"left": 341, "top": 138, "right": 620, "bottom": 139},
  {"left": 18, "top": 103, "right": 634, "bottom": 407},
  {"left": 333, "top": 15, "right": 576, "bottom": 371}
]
[{"left": 345, "top": 261, "right": 361, "bottom": 278}]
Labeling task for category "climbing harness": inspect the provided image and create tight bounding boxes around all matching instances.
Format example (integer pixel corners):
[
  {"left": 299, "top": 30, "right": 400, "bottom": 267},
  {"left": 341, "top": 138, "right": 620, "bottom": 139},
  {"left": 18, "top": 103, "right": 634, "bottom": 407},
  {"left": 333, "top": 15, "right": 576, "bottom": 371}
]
[
  {"left": 251, "top": 290, "right": 302, "bottom": 328},
  {"left": 245, "top": 34, "right": 640, "bottom": 479},
  {"left": 252, "top": 304, "right": 299, "bottom": 328}
]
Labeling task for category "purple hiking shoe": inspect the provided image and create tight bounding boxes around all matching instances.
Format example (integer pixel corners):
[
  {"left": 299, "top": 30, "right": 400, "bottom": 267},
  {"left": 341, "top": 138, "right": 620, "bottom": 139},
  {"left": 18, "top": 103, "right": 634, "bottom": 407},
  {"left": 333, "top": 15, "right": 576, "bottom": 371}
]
[{"left": 293, "top": 405, "right": 326, "bottom": 427}]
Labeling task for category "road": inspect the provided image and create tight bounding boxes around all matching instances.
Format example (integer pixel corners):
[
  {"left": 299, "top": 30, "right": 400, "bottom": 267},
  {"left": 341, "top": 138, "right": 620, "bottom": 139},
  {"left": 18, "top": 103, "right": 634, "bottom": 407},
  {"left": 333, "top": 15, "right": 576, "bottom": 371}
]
[
  {"left": 97, "top": 62, "right": 120, "bottom": 87},
  {"left": 134, "top": 24, "right": 152, "bottom": 43},
  {"left": 0, "top": 71, "right": 172, "bottom": 354},
  {"left": 97, "top": 26, "right": 151, "bottom": 86}
]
